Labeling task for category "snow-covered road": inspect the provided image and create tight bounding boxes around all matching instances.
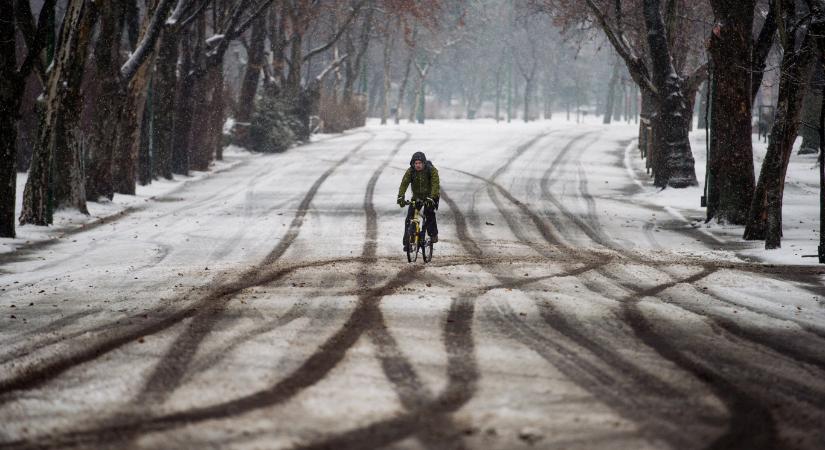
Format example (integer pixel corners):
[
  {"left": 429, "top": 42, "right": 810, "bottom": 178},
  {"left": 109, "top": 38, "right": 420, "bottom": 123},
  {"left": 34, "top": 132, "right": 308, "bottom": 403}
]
[{"left": 2, "top": 121, "right": 825, "bottom": 449}]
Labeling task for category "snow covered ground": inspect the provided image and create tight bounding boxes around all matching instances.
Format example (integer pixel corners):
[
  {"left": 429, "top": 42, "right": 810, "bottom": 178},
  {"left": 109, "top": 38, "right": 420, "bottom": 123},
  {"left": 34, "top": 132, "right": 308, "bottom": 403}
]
[
  {"left": 1, "top": 119, "right": 824, "bottom": 449},
  {"left": 7, "top": 118, "right": 820, "bottom": 265}
]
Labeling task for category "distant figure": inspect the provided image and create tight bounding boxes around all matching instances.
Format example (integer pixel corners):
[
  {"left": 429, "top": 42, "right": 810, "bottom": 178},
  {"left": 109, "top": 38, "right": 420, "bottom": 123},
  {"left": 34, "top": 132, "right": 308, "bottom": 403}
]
[{"left": 397, "top": 152, "right": 440, "bottom": 251}]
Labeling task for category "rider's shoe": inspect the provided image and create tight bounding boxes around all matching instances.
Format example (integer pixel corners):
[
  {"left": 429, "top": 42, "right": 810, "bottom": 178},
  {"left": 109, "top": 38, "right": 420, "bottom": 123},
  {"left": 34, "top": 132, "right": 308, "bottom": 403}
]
[{"left": 431, "top": 235, "right": 438, "bottom": 243}]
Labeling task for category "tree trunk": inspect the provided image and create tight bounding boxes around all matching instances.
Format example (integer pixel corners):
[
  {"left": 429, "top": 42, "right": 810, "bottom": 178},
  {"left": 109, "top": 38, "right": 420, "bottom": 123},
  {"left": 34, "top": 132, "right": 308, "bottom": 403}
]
[
  {"left": 344, "top": 6, "right": 374, "bottom": 103},
  {"left": 151, "top": 28, "right": 179, "bottom": 180},
  {"left": 211, "top": 66, "right": 225, "bottom": 161},
  {"left": 395, "top": 50, "right": 412, "bottom": 125},
  {"left": 523, "top": 76, "right": 532, "bottom": 123},
  {"left": 409, "top": 71, "right": 422, "bottom": 123},
  {"left": 496, "top": 66, "right": 502, "bottom": 121},
  {"left": 380, "top": 20, "right": 395, "bottom": 125},
  {"left": 639, "top": 87, "right": 654, "bottom": 163},
  {"left": 189, "top": 72, "right": 213, "bottom": 171},
  {"left": 186, "top": 13, "right": 212, "bottom": 171},
  {"left": 20, "top": 0, "right": 95, "bottom": 225},
  {"left": 614, "top": 84, "right": 624, "bottom": 122},
  {"left": 138, "top": 81, "right": 153, "bottom": 186},
  {"left": 744, "top": 29, "right": 814, "bottom": 247},
  {"left": 85, "top": 1, "right": 125, "bottom": 202},
  {"left": 113, "top": 56, "right": 153, "bottom": 195},
  {"left": 268, "top": 6, "right": 287, "bottom": 89},
  {"left": 706, "top": 0, "right": 756, "bottom": 224},
  {"left": 172, "top": 30, "right": 194, "bottom": 175},
  {"left": 0, "top": 0, "right": 21, "bottom": 237},
  {"left": 697, "top": 81, "right": 709, "bottom": 129},
  {"left": 798, "top": 64, "right": 824, "bottom": 155},
  {"left": 0, "top": 104, "right": 17, "bottom": 237},
  {"left": 643, "top": 0, "right": 698, "bottom": 188},
  {"left": 236, "top": 13, "right": 266, "bottom": 124},
  {"left": 604, "top": 57, "right": 620, "bottom": 124},
  {"left": 751, "top": 3, "right": 777, "bottom": 104},
  {"left": 343, "top": 30, "right": 356, "bottom": 102},
  {"left": 286, "top": 29, "right": 303, "bottom": 98}
]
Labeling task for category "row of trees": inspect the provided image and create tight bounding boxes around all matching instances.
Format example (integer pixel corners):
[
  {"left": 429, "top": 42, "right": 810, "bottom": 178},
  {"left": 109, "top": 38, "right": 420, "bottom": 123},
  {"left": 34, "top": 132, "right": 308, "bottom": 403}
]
[
  {"left": 3, "top": 0, "right": 821, "bottom": 252},
  {"left": 0, "top": 0, "right": 438, "bottom": 239},
  {"left": 542, "top": 0, "right": 823, "bottom": 250}
]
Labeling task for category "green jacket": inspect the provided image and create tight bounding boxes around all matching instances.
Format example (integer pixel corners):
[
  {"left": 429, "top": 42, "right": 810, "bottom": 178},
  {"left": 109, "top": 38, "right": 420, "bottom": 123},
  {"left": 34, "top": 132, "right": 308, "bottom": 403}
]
[{"left": 398, "top": 164, "right": 440, "bottom": 201}]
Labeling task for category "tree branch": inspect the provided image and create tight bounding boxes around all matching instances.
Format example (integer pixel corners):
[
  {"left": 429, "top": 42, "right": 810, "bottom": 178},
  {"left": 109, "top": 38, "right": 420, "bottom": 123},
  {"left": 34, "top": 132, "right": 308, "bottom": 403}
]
[
  {"left": 16, "top": 0, "right": 56, "bottom": 81},
  {"left": 685, "top": 61, "right": 709, "bottom": 94},
  {"left": 583, "top": 0, "right": 657, "bottom": 94},
  {"left": 752, "top": 0, "right": 778, "bottom": 100},
  {"left": 315, "top": 52, "right": 350, "bottom": 83},
  {"left": 229, "top": 0, "right": 276, "bottom": 40},
  {"left": 303, "top": 0, "right": 367, "bottom": 62},
  {"left": 180, "top": 0, "right": 211, "bottom": 28},
  {"left": 120, "top": 0, "right": 177, "bottom": 81}
]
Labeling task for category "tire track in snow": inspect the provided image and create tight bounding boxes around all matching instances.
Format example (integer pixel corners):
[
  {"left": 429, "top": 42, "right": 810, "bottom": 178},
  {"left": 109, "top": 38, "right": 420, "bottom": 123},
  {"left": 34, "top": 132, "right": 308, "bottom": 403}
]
[
  {"left": 0, "top": 134, "right": 376, "bottom": 398},
  {"left": 569, "top": 139, "right": 825, "bottom": 375},
  {"left": 9, "top": 133, "right": 426, "bottom": 448},
  {"left": 297, "top": 292, "right": 477, "bottom": 450},
  {"left": 530, "top": 134, "right": 780, "bottom": 447},
  {"left": 452, "top": 130, "right": 807, "bottom": 447},
  {"left": 300, "top": 132, "right": 475, "bottom": 450},
  {"left": 442, "top": 142, "right": 709, "bottom": 448},
  {"left": 340, "top": 130, "right": 476, "bottom": 449},
  {"left": 529, "top": 132, "right": 818, "bottom": 447}
]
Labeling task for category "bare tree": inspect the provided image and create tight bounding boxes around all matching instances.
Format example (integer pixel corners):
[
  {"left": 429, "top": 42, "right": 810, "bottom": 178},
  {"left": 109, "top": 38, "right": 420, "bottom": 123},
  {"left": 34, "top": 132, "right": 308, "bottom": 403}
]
[
  {"left": 0, "top": 0, "right": 55, "bottom": 237},
  {"left": 744, "top": 0, "right": 815, "bottom": 247}
]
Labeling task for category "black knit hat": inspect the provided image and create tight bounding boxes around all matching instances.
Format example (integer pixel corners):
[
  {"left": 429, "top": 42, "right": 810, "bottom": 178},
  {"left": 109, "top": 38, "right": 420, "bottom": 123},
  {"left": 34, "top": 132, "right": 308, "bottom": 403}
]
[{"left": 410, "top": 151, "right": 427, "bottom": 165}]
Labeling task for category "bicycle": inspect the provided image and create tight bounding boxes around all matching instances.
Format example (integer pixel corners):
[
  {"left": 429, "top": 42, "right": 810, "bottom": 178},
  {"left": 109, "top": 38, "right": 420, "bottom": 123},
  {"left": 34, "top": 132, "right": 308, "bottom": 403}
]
[{"left": 403, "top": 199, "right": 434, "bottom": 263}]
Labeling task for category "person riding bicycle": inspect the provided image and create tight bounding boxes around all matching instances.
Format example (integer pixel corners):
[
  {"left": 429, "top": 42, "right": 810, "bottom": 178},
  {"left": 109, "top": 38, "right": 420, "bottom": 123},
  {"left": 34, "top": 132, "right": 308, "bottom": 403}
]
[{"left": 397, "top": 151, "right": 439, "bottom": 251}]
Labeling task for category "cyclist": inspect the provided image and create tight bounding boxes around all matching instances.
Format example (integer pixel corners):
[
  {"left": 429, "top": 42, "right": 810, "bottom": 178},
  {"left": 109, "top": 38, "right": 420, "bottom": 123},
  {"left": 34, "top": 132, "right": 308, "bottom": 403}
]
[{"left": 397, "top": 151, "right": 439, "bottom": 251}]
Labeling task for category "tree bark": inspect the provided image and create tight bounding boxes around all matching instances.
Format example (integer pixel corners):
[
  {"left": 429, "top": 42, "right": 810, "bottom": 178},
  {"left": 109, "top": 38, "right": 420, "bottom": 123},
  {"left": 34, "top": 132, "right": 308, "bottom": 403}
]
[
  {"left": 798, "top": 64, "right": 824, "bottom": 155},
  {"left": 706, "top": 0, "right": 756, "bottom": 224},
  {"left": 236, "top": 13, "right": 266, "bottom": 124},
  {"left": 409, "top": 71, "right": 421, "bottom": 123},
  {"left": 189, "top": 71, "right": 213, "bottom": 171},
  {"left": 380, "top": 18, "right": 395, "bottom": 125},
  {"left": 113, "top": 56, "right": 153, "bottom": 195},
  {"left": 138, "top": 80, "right": 153, "bottom": 186},
  {"left": 395, "top": 49, "right": 412, "bottom": 125},
  {"left": 697, "top": 81, "right": 709, "bottom": 129},
  {"left": 744, "top": 25, "right": 814, "bottom": 246},
  {"left": 20, "top": 0, "right": 96, "bottom": 225},
  {"left": 343, "top": 5, "right": 373, "bottom": 102},
  {"left": 639, "top": 87, "right": 654, "bottom": 166},
  {"left": 604, "top": 57, "right": 620, "bottom": 124},
  {"left": 0, "top": 0, "right": 21, "bottom": 237},
  {"left": 751, "top": 1, "right": 777, "bottom": 103},
  {"left": 285, "top": 25, "right": 303, "bottom": 98},
  {"left": 172, "top": 29, "right": 194, "bottom": 175},
  {"left": 643, "top": 0, "right": 698, "bottom": 188},
  {"left": 210, "top": 65, "right": 225, "bottom": 161},
  {"left": 151, "top": 28, "right": 179, "bottom": 180},
  {"left": 85, "top": 1, "right": 125, "bottom": 201},
  {"left": 523, "top": 76, "right": 533, "bottom": 123}
]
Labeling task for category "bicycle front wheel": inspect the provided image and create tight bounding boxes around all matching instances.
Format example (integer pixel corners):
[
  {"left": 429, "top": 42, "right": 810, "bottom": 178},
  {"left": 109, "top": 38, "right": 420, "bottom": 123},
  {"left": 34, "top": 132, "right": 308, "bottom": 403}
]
[
  {"left": 406, "top": 224, "right": 418, "bottom": 262},
  {"left": 422, "top": 238, "right": 433, "bottom": 263}
]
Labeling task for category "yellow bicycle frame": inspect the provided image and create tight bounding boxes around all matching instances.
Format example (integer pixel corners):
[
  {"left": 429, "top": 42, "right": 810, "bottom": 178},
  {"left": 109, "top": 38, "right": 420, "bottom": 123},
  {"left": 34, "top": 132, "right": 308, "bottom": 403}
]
[{"left": 410, "top": 206, "right": 422, "bottom": 247}]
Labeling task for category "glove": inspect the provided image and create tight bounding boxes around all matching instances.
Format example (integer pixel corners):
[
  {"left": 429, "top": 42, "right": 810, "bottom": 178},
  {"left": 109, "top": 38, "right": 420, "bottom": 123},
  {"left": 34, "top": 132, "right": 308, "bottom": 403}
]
[
  {"left": 425, "top": 197, "right": 434, "bottom": 208},
  {"left": 397, "top": 196, "right": 405, "bottom": 208}
]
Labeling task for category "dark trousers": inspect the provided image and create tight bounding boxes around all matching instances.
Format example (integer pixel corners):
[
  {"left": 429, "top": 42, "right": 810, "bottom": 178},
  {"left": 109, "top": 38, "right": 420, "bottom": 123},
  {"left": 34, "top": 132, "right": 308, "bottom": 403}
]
[{"left": 403, "top": 204, "right": 438, "bottom": 245}]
